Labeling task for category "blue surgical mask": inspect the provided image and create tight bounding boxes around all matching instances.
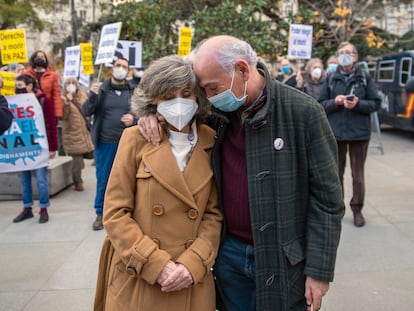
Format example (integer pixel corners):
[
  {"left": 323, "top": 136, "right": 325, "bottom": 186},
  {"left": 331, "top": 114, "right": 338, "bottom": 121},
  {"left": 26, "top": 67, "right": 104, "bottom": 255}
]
[
  {"left": 208, "top": 71, "right": 247, "bottom": 112},
  {"left": 328, "top": 64, "right": 338, "bottom": 73},
  {"left": 282, "top": 66, "right": 291, "bottom": 74}
]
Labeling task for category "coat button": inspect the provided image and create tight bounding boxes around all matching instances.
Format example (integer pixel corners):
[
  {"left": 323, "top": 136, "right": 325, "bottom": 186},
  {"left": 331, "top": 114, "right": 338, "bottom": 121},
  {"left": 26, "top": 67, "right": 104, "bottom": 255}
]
[
  {"left": 127, "top": 266, "right": 137, "bottom": 277},
  {"left": 153, "top": 205, "right": 164, "bottom": 216},
  {"left": 185, "top": 239, "right": 194, "bottom": 249},
  {"left": 187, "top": 209, "right": 198, "bottom": 220}
]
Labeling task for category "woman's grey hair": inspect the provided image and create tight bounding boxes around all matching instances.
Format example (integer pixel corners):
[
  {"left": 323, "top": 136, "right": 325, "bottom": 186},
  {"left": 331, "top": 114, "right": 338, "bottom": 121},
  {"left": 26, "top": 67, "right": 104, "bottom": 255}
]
[
  {"left": 305, "top": 58, "right": 323, "bottom": 73},
  {"left": 213, "top": 39, "right": 258, "bottom": 74},
  {"left": 131, "top": 55, "right": 210, "bottom": 121}
]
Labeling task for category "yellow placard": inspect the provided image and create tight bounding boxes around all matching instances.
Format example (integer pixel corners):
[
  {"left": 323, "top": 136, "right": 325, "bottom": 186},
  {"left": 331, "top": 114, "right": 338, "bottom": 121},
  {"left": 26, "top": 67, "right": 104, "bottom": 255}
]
[
  {"left": 0, "top": 29, "right": 28, "bottom": 64},
  {"left": 177, "top": 27, "right": 193, "bottom": 57},
  {"left": 80, "top": 42, "right": 94, "bottom": 75},
  {"left": 0, "top": 71, "right": 16, "bottom": 96}
]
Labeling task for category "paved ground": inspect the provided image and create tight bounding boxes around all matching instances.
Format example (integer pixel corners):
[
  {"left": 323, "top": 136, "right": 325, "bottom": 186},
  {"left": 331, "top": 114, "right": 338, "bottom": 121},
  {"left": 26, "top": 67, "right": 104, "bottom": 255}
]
[{"left": 0, "top": 127, "right": 413, "bottom": 311}]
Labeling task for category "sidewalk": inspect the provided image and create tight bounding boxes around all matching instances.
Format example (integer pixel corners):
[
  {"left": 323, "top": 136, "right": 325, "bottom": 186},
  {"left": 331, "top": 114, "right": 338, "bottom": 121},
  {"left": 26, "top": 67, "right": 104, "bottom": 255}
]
[{"left": 0, "top": 128, "right": 413, "bottom": 311}]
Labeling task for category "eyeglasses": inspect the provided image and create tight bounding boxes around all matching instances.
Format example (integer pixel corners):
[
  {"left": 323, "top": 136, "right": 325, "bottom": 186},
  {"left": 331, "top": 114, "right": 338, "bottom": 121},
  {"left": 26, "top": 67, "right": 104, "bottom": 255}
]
[{"left": 338, "top": 50, "right": 356, "bottom": 55}]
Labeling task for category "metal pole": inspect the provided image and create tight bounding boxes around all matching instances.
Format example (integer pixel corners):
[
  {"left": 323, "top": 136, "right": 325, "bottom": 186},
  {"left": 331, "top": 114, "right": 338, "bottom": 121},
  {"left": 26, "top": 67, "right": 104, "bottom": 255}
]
[{"left": 71, "top": 0, "right": 78, "bottom": 45}]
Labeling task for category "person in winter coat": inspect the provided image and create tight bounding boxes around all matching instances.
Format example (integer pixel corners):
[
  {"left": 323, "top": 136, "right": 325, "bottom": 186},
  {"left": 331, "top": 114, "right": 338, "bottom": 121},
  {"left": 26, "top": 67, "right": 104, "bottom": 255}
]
[
  {"left": 0, "top": 77, "right": 13, "bottom": 135},
  {"left": 138, "top": 36, "right": 345, "bottom": 311},
  {"left": 303, "top": 58, "right": 325, "bottom": 100},
  {"left": 22, "top": 50, "right": 63, "bottom": 118},
  {"left": 94, "top": 55, "right": 222, "bottom": 311},
  {"left": 12, "top": 74, "right": 58, "bottom": 224},
  {"left": 61, "top": 78, "right": 94, "bottom": 191},
  {"left": 319, "top": 41, "right": 381, "bottom": 227}
]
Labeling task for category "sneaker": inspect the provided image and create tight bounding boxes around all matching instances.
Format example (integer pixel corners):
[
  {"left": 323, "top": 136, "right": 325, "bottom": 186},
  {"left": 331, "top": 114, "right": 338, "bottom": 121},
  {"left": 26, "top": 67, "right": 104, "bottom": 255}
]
[
  {"left": 39, "top": 208, "right": 49, "bottom": 224},
  {"left": 74, "top": 184, "right": 84, "bottom": 191},
  {"left": 93, "top": 215, "right": 103, "bottom": 231},
  {"left": 13, "top": 207, "right": 34, "bottom": 223}
]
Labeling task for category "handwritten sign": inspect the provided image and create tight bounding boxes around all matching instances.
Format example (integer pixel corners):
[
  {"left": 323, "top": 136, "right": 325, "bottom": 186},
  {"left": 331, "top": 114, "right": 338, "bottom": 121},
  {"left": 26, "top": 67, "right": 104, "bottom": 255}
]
[
  {"left": 95, "top": 22, "right": 122, "bottom": 65},
  {"left": 0, "top": 94, "right": 49, "bottom": 173},
  {"left": 0, "top": 71, "right": 16, "bottom": 96},
  {"left": 63, "top": 45, "right": 81, "bottom": 79},
  {"left": 80, "top": 43, "right": 94, "bottom": 74},
  {"left": 288, "top": 24, "right": 313, "bottom": 59},
  {"left": 177, "top": 27, "right": 193, "bottom": 57},
  {"left": 0, "top": 28, "right": 28, "bottom": 64}
]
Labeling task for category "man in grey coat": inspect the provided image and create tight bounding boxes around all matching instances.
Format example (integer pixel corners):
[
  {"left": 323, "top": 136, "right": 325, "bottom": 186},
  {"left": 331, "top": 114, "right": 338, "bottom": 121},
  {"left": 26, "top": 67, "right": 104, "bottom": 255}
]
[{"left": 139, "top": 36, "right": 345, "bottom": 311}]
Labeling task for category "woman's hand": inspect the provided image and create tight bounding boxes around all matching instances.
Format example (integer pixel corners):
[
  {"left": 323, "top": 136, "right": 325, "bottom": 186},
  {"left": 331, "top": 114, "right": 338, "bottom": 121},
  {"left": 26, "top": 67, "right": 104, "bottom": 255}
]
[{"left": 160, "top": 263, "right": 193, "bottom": 292}]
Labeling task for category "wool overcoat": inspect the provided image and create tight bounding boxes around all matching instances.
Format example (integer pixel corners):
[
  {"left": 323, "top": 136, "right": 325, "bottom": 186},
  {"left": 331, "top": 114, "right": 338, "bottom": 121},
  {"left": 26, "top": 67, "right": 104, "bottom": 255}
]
[
  {"left": 61, "top": 91, "right": 94, "bottom": 155},
  {"left": 94, "top": 124, "right": 222, "bottom": 311},
  {"left": 210, "top": 63, "right": 345, "bottom": 311}
]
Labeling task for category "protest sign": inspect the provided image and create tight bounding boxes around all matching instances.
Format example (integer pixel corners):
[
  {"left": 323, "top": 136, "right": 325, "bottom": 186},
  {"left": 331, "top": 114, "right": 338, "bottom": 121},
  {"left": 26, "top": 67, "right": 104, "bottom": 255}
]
[
  {"left": 0, "top": 28, "right": 28, "bottom": 64},
  {"left": 177, "top": 27, "right": 193, "bottom": 57},
  {"left": 0, "top": 94, "right": 49, "bottom": 173},
  {"left": 0, "top": 71, "right": 16, "bottom": 96},
  {"left": 63, "top": 45, "right": 81, "bottom": 79},
  {"left": 80, "top": 42, "right": 94, "bottom": 74},
  {"left": 95, "top": 22, "right": 122, "bottom": 65},
  {"left": 287, "top": 24, "right": 313, "bottom": 59}
]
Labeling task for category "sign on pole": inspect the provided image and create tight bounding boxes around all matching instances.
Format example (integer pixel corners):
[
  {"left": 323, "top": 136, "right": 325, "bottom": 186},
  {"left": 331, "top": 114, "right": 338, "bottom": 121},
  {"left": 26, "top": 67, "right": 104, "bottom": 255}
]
[
  {"left": 287, "top": 24, "right": 313, "bottom": 60},
  {"left": 95, "top": 22, "right": 122, "bottom": 65},
  {"left": 0, "top": 28, "right": 28, "bottom": 64},
  {"left": 112, "top": 40, "right": 142, "bottom": 68},
  {"left": 80, "top": 43, "right": 94, "bottom": 75},
  {"left": 0, "top": 94, "right": 50, "bottom": 173},
  {"left": 177, "top": 27, "right": 193, "bottom": 57},
  {"left": 0, "top": 71, "right": 16, "bottom": 96},
  {"left": 63, "top": 45, "right": 81, "bottom": 79}
]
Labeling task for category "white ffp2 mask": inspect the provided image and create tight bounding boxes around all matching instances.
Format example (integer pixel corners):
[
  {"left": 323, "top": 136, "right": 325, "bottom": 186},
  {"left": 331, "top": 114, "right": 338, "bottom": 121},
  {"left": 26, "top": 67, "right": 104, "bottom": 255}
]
[{"left": 157, "top": 98, "right": 198, "bottom": 131}]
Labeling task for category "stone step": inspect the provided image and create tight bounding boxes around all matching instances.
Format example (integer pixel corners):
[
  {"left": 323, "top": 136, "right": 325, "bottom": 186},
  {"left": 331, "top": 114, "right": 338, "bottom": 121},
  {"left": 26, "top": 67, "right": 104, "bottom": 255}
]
[{"left": 0, "top": 156, "right": 73, "bottom": 201}]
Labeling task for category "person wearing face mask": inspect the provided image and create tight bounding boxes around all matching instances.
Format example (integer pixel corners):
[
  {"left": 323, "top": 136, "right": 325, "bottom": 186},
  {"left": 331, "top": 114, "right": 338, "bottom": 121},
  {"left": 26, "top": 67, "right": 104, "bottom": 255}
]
[
  {"left": 22, "top": 50, "right": 62, "bottom": 118},
  {"left": 61, "top": 78, "right": 94, "bottom": 192},
  {"left": 303, "top": 58, "right": 326, "bottom": 100},
  {"left": 138, "top": 36, "right": 345, "bottom": 311},
  {"left": 326, "top": 56, "right": 339, "bottom": 76},
  {"left": 12, "top": 74, "right": 58, "bottom": 224},
  {"left": 319, "top": 41, "right": 381, "bottom": 228},
  {"left": 82, "top": 57, "right": 137, "bottom": 230},
  {"left": 0, "top": 77, "right": 13, "bottom": 135},
  {"left": 275, "top": 57, "right": 304, "bottom": 89},
  {"left": 94, "top": 55, "right": 222, "bottom": 311},
  {"left": 129, "top": 66, "right": 145, "bottom": 89}
]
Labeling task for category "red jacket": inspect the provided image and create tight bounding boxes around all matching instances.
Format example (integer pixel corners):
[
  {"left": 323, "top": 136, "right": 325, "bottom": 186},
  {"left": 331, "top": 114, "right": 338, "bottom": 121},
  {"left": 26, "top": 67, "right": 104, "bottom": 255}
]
[
  {"left": 36, "top": 91, "right": 58, "bottom": 152},
  {"left": 22, "top": 67, "right": 63, "bottom": 118}
]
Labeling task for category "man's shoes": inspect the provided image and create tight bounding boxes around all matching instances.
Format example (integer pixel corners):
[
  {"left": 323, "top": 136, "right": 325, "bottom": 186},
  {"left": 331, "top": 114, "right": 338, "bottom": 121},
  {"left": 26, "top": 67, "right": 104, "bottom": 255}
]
[
  {"left": 74, "top": 184, "right": 84, "bottom": 191},
  {"left": 93, "top": 215, "right": 103, "bottom": 231},
  {"left": 353, "top": 212, "right": 365, "bottom": 227},
  {"left": 39, "top": 208, "right": 49, "bottom": 224},
  {"left": 13, "top": 207, "right": 34, "bottom": 223}
]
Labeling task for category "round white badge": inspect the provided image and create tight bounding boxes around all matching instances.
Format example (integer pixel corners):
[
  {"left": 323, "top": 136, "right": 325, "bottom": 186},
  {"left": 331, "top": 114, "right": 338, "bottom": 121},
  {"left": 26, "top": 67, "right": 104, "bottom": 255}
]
[{"left": 273, "top": 138, "right": 284, "bottom": 150}]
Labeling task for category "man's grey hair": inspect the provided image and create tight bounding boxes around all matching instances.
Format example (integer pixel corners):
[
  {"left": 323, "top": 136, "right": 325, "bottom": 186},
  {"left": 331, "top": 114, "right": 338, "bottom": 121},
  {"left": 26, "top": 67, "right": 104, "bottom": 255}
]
[
  {"left": 213, "top": 39, "right": 258, "bottom": 74},
  {"left": 131, "top": 55, "right": 210, "bottom": 120},
  {"left": 337, "top": 41, "right": 358, "bottom": 55}
]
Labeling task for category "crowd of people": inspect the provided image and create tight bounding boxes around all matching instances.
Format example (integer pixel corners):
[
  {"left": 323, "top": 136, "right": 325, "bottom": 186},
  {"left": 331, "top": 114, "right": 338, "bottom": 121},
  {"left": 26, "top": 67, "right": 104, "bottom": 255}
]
[{"left": 0, "top": 36, "right": 382, "bottom": 311}]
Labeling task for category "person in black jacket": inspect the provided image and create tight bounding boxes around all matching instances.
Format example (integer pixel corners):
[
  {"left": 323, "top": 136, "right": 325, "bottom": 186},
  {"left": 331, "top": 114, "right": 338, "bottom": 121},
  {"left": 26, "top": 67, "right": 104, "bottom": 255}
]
[
  {"left": 0, "top": 77, "right": 13, "bottom": 135},
  {"left": 319, "top": 41, "right": 381, "bottom": 227}
]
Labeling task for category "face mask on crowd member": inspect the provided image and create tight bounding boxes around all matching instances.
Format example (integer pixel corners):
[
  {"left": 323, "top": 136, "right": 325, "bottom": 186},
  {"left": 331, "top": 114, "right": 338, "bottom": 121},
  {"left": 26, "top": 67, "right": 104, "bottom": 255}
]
[
  {"left": 66, "top": 83, "right": 77, "bottom": 93},
  {"left": 134, "top": 70, "right": 144, "bottom": 78},
  {"left": 281, "top": 66, "right": 291, "bottom": 74},
  {"left": 328, "top": 63, "right": 338, "bottom": 73},
  {"left": 34, "top": 58, "right": 47, "bottom": 68},
  {"left": 208, "top": 69, "right": 247, "bottom": 112},
  {"left": 157, "top": 98, "right": 198, "bottom": 131},
  {"left": 311, "top": 68, "right": 322, "bottom": 79},
  {"left": 112, "top": 58, "right": 129, "bottom": 81},
  {"left": 338, "top": 53, "right": 354, "bottom": 67}
]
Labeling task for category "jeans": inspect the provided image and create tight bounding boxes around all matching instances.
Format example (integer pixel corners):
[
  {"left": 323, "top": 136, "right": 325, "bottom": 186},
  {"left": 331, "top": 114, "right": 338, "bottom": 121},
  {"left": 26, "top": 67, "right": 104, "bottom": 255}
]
[
  {"left": 94, "top": 142, "right": 118, "bottom": 216},
  {"left": 20, "top": 167, "right": 50, "bottom": 208},
  {"left": 215, "top": 235, "right": 256, "bottom": 311}
]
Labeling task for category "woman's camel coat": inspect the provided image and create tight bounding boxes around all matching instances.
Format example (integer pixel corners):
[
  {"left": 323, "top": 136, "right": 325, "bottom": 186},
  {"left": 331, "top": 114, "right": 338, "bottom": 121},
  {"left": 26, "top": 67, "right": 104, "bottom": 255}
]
[{"left": 94, "top": 124, "right": 222, "bottom": 311}]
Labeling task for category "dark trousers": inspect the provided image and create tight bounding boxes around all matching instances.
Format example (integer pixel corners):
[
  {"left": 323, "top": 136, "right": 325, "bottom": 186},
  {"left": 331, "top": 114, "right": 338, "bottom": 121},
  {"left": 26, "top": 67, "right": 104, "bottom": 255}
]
[{"left": 337, "top": 140, "right": 369, "bottom": 213}]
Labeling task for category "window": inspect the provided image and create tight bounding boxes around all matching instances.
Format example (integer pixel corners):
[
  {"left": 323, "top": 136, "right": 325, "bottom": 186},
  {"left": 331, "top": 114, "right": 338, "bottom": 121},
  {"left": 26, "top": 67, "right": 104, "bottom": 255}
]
[
  {"left": 399, "top": 57, "right": 412, "bottom": 86},
  {"left": 377, "top": 60, "right": 395, "bottom": 82}
]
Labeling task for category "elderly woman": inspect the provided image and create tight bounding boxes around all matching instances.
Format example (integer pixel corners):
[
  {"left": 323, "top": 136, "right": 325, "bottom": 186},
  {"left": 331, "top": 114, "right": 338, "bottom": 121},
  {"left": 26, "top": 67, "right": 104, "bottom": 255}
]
[
  {"left": 94, "top": 55, "right": 223, "bottom": 311},
  {"left": 303, "top": 58, "right": 326, "bottom": 100},
  {"left": 61, "top": 78, "right": 94, "bottom": 191}
]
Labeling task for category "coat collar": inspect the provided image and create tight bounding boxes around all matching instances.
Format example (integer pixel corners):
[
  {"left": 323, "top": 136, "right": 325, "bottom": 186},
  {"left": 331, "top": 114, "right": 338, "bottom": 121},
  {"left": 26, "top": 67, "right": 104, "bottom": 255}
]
[{"left": 141, "top": 124, "right": 214, "bottom": 209}]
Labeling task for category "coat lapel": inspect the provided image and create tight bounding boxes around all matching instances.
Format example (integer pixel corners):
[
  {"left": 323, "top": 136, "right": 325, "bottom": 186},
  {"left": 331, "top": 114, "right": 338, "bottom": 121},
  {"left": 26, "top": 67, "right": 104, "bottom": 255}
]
[{"left": 141, "top": 125, "right": 214, "bottom": 210}]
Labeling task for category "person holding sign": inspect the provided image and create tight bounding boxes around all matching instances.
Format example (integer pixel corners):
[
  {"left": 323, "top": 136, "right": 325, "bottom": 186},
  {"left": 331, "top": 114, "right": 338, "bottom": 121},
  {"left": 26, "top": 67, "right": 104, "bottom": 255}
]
[
  {"left": 138, "top": 35, "right": 344, "bottom": 311},
  {"left": 94, "top": 54, "right": 222, "bottom": 311},
  {"left": 22, "top": 50, "right": 63, "bottom": 118},
  {"left": 275, "top": 57, "right": 303, "bottom": 89},
  {"left": 82, "top": 57, "right": 136, "bottom": 231},
  {"left": 13, "top": 74, "right": 58, "bottom": 224}
]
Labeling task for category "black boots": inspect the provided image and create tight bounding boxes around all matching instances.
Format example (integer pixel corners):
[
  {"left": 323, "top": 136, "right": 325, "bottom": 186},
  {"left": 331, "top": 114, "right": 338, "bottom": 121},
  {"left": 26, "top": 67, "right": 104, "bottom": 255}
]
[{"left": 13, "top": 207, "right": 34, "bottom": 223}]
